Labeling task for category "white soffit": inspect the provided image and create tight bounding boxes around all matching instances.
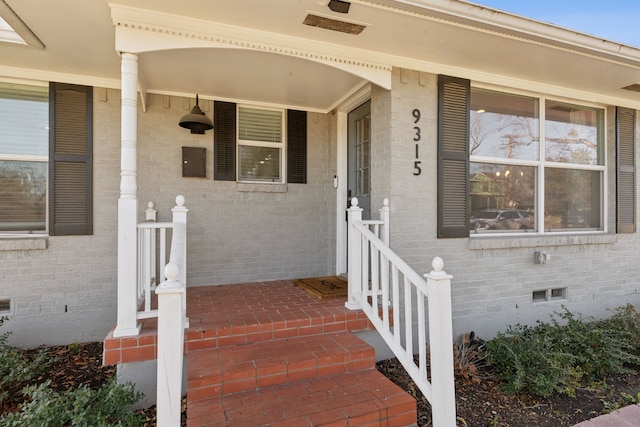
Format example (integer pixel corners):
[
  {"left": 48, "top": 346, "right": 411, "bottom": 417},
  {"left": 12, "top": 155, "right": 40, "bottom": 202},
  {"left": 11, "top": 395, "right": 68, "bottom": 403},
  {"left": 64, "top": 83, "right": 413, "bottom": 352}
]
[
  {"left": 0, "top": 0, "right": 43, "bottom": 48},
  {"left": 111, "top": 4, "right": 392, "bottom": 90}
]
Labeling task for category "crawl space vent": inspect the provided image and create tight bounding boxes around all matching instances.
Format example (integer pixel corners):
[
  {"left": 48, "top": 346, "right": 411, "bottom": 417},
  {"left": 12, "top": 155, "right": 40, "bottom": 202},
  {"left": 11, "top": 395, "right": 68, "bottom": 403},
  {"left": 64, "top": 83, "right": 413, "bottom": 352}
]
[
  {"left": 303, "top": 14, "right": 366, "bottom": 35},
  {"left": 0, "top": 299, "right": 10, "bottom": 313}
]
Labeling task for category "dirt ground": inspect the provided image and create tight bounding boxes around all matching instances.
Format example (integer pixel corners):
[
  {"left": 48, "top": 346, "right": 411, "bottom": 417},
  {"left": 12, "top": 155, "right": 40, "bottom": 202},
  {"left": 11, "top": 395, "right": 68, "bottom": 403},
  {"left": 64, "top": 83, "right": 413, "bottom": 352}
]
[{"left": 3, "top": 342, "right": 640, "bottom": 427}]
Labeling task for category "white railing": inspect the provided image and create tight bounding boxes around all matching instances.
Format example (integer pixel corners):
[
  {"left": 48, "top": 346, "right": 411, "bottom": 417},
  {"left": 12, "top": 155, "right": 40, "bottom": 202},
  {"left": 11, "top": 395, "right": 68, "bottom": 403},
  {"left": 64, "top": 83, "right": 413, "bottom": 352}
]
[
  {"left": 346, "top": 197, "right": 456, "bottom": 427},
  {"left": 155, "top": 196, "right": 188, "bottom": 427},
  {"left": 136, "top": 198, "right": 188, "bottom": 321}
]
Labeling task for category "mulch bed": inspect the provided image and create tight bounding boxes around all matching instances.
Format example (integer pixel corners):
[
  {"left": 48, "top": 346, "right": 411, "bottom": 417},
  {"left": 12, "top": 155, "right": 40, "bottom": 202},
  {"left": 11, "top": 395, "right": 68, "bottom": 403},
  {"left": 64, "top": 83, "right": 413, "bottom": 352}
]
[
  {"left": 377, "top": 357, "right": 640, "bottom": 427},
  {"left": 2, "top": 342, "right": 639, "bottom": 426}
]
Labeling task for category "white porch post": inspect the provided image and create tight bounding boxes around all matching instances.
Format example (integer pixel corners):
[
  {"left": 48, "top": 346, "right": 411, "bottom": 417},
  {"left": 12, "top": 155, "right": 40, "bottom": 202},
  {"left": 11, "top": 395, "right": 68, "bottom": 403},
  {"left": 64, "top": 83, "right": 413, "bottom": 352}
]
[
  {"left": 345, "top": 197, "right": 362, "bottom": 310},
  {"left": 171, "top": 196, "right": 189, "bottom": 329},
  {"left": 425, "top": 257, "right": 456, "bottom": 427},
  {"left": 156, "top": 262, "right": 185, "bottom": 427},
  {"left": 114, "top": 52, "right": 141, "bottom": 337}
]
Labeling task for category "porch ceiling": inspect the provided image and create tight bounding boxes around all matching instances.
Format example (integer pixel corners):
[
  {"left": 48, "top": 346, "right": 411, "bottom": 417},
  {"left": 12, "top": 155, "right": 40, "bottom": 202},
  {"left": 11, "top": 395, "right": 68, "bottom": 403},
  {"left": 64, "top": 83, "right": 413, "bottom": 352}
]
[{"left": 2, "top": 0, "right": 640, "bottom": 111}]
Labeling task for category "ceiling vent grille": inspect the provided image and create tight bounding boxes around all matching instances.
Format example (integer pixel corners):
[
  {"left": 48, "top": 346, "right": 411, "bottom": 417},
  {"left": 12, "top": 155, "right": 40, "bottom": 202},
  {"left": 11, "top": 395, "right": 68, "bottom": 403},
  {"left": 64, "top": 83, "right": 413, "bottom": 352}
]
[
  {"left": 303, "top": 14, "right": 365, "bottom": 35},
  {"left": 622, "top": 83, "right": 640, "bottom": 93}
]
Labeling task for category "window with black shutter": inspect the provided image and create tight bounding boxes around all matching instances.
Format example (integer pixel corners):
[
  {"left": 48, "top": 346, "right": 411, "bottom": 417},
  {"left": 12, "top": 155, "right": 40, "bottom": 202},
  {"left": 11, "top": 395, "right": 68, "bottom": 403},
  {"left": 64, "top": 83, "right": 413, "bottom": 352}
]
[
  {"left": 214, "top": 101, "right": 306, "bottom": 184},
  {"left": 49, "top": 82, "right": 93, "bottom": 236},
  {"left": 617, "top": 107, "right": 636, "bottom": 233},
  {"left": 287, "top": 109, "right": 307, "bottom": 184},
  {"left": 437, "top": 75, "right": 470, "bottom": 238}
]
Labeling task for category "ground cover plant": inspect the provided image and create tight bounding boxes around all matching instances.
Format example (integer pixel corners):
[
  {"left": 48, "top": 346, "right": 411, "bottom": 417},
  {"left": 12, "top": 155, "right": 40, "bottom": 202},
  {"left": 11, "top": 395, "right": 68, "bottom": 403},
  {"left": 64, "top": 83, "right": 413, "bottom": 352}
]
[
  {"left": 485, "top": 305, "right": 640, "bottom": 398},
  {"left": 0, "top": 317, "right": 144, "bottom": 426}
]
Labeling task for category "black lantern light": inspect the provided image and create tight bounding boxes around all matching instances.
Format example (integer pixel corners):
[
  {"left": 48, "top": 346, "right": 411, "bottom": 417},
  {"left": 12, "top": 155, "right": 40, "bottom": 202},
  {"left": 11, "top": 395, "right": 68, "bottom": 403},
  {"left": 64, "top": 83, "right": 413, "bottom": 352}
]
[{"left": 179, "top": 94, "right": 213, "bottom": 134}]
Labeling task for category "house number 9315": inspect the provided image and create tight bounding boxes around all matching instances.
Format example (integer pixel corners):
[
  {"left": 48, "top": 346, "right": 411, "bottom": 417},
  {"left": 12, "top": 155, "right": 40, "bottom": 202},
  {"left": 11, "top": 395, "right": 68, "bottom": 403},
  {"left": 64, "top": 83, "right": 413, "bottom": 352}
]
[{"left": 412, "top": 108, "right": 421, "bottom": 176}]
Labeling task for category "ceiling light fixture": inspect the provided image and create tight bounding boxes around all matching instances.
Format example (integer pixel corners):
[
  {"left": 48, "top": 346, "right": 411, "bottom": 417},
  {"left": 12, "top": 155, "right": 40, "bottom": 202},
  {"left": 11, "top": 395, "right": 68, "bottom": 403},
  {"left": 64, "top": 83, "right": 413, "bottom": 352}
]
[
  {"left": 328, "top": 0, "right": 350, "bottom": 14},
  {"left": 179, "top": 94, "right": 213, "bottom": 134}
]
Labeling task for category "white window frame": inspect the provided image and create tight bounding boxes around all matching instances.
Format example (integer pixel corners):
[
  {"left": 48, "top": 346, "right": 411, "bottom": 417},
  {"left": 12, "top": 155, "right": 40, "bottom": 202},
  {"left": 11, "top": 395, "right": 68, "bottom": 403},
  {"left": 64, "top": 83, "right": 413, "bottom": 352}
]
[
  {"left": 469, "top": 86, "right": 607, "bottom": 236},
  {"left": 236, "top": 104, "right": 286, "bottom": 184}
]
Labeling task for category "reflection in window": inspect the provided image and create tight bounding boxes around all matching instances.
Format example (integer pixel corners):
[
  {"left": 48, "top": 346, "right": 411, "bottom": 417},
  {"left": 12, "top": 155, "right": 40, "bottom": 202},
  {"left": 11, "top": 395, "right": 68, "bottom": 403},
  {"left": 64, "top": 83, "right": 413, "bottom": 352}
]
[
  {"left": 544, "top": 168, "right": 601, "bottom": 231},
  {"left": 0, "top": 83, "right": 48, "bottom": 233},
  {"left": 469, "top": 88, "right": 605, "bottom": 234},
  {"left": 239, "top": 146, "right": 281, "bottom": 181},
  {"left": 545, "top": 101, "right": 603, "bottom": 165},
  {"left": 470, "top": 163, "right": 536, "bottom": 233},
  {"left": 470, "top": 89, "right": 539, "bottom": 161},
  {"left": 356, "top": 114, "right": 370, "bottom": 196},
  {"left": 0, "top": 161, "right": 47, "bottom": 231}
]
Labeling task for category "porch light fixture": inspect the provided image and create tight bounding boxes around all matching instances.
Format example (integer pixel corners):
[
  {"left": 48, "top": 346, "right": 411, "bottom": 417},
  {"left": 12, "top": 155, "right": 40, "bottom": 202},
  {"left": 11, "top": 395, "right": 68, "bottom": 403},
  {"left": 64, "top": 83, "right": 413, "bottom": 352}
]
[{"left": 179, "top": 94, "right": 213, "bottom": 134}]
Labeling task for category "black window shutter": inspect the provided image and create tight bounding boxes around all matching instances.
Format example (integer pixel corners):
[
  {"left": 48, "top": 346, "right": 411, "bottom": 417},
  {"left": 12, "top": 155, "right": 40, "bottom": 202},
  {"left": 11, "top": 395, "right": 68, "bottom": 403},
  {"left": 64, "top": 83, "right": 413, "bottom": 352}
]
[
  {"left": 287, "top": 109, "right": 307, "bottom": 184},
  {"left": 214, "top": 101, "right": 236, "bottom": 181},
  {"left": 437, "top": 75, "right": 470, "bottom": 238},
  {"left": 617, "top": 107, "right": 636, "bottom": 233},
  {"left": 49, "top": 83, "right": 93, "bottom": 236}
]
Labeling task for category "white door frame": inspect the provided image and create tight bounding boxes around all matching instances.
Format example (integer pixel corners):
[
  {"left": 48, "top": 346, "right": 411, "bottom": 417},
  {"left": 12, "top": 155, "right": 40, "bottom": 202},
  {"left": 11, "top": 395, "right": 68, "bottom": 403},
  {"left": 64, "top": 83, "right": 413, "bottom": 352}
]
[{"left": 335, "top": 85, "right": 371, "bottom": 275}]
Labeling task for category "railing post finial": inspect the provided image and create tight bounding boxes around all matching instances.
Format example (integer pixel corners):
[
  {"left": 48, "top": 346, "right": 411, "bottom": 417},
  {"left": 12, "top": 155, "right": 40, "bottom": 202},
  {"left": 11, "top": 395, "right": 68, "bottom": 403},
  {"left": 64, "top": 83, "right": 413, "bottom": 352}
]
[
  {"left": 163, "top": 262, "right": 180, "bottom": 282},
  {"left": 145, "top": 201, "right": 157, "bottom": 222},
  {"left": 431, "top": 256, "right": 445, "bottom": 275}
]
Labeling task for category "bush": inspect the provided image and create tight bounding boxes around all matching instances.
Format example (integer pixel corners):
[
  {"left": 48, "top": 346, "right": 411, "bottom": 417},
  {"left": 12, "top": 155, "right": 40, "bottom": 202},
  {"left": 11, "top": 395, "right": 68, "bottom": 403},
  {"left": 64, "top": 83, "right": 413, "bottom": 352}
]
[
  {"left": 1, "top": 378, "right": 144, "bottom": 426},
  {"left": 485, "top": 306, "right": 640, "bottom": 397},
  {"left": 0, "top": 317, "right": 145, "bottom": 426},
  {"left": 0, "top": 317, "right": 50, "bottom": 403}
]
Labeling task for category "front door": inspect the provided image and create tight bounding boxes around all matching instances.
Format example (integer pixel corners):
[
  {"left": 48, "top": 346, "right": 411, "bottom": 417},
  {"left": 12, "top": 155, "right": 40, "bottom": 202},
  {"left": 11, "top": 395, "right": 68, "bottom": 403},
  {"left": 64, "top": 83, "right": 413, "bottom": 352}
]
[{"left": 347, "top": 100, "right": 371, "bottom": 220}]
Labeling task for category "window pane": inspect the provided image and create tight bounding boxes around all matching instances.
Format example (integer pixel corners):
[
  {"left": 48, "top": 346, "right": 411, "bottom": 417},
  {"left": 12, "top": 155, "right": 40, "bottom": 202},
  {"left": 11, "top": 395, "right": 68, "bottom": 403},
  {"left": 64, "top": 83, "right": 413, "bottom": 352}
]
[
  {"left": 470, "top": 162, "right": 536, "bottom": 233},
  {"left": 239, "top": 146, "right": 281, "bottom": 181},
  {"left": 544, "top": 168, "right": 601, "bottom": 231},
  {"left": 545, "top": 101, "right": 603, "bottom": 165},
  {"left": 238, "top": 107, "right": 282, "bottom": 143},
  {"left": 470, "top": 89, "right": 539, "bottom": 161},
  {"left": 0, "top": 83, "right": 49, "bottom": 156},
  {"left": 0, "top": 160, "right": 46, "bottom": 231}
]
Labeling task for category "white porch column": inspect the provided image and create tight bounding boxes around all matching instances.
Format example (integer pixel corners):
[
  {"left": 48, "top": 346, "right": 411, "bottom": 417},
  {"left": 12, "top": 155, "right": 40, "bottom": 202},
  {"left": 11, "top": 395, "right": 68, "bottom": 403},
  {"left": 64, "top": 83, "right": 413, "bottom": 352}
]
[{"left": 114, "top": 52, "right": 141, "bottom": 337}]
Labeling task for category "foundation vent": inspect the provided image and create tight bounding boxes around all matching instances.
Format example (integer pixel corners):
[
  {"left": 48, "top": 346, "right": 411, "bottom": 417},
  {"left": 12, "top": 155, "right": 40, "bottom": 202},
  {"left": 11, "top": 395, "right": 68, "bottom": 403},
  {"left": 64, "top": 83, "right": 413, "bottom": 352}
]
[
  {"left": 532, "top": 288, "right": 567, "bottom": 303},
  {"left": 0, "top": 299, "right": 10, "bottom": 313},
  {"left": 532, "top": 290, "right": 547, "bottom": 302},
  {"left": 303, "top": 14, "right": 366, "bottom": 35}
]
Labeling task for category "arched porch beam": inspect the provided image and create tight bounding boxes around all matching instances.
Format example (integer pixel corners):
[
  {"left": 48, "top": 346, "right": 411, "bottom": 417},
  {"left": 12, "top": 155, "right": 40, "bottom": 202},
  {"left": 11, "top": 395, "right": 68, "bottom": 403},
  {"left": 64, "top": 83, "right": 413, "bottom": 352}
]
[{"left": 111, "top": 6, "right": 392, "bottom": 91}]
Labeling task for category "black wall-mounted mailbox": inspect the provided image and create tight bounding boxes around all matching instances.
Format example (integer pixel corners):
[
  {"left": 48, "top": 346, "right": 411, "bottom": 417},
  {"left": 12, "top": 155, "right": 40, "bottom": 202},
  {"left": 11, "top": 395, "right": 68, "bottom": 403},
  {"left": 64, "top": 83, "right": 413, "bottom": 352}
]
[{"left": 182, "top": 146, "right": 206, "bottom": 178}]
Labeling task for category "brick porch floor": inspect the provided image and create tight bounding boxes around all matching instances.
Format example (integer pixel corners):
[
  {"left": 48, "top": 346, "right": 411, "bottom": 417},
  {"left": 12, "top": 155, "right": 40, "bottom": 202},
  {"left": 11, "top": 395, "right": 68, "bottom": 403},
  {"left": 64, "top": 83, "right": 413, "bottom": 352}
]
[
  {"left": 104, "top": 280, "right": 373, "bottom": 365},
  {"left": 103, "top": 279, "right": 418, "bottom": 426}
]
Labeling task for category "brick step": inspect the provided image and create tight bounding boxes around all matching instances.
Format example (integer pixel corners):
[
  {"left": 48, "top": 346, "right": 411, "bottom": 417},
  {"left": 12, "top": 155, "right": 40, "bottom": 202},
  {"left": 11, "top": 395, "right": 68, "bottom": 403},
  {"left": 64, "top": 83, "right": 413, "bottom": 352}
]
[
  {"left": 187, "top": 332, "right": 375, "bottom": 401},
  {"left": 186, "top": 369, "right": 417, "bottom": 427}
]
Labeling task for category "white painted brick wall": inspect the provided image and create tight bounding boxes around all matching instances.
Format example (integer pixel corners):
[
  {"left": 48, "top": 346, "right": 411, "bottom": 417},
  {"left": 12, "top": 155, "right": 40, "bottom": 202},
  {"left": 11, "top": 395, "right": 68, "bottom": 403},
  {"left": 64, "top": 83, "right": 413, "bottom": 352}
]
[
  {"left": 3, "top": 74, "right": 640, "bottom": 347},
  {"left": 0, "top": 88, "right": 121, "bottom": 346},
  {"left": 375, "top": 68, "right": 640, "bottom": 339},
  {"left": 1, "top": 89, "right": 337, "bottom": 346}
]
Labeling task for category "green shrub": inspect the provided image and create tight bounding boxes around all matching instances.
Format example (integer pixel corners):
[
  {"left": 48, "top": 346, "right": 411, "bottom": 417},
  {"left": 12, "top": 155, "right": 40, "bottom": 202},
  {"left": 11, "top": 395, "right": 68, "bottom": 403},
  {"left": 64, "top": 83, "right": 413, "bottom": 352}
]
[
  {"left": 1, "top": 378, "right": 144, "bottom": 426},
  {"left": 0, "top": 317, "right": 51, "bottom": 403},
  {"left": 0, "top": 317, "right": 145, "bottom": 426},
  {"left": 485, "top": 306, "right": 640, "bottom": 397},
  {"left": 604, "top": 304, "right": 640, "bottom": 355},
  {"left": 485, "top": 320, "right": 576, "bottom": 396},
  {"left": 550, "top": 307, "right": 640, "bottom": 376}
]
